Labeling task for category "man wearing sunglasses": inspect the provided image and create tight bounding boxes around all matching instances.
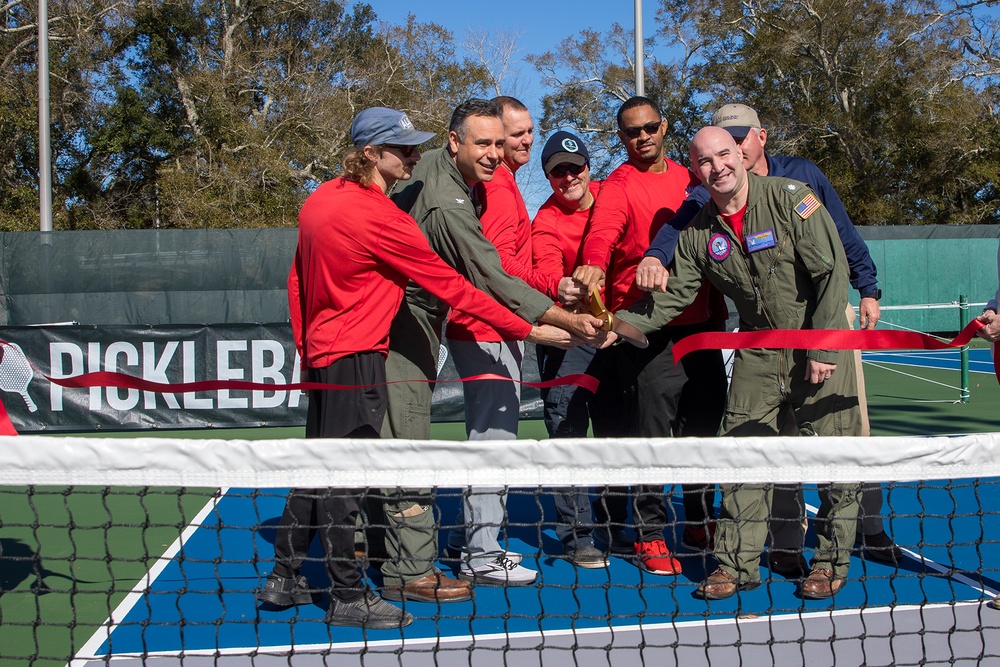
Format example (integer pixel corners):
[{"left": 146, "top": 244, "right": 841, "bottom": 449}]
[
  {"left": 572, "top": 97, "right": 729, "bottom": 575},
  {"left": 636, "top": 103, "right": 898, "bottom": 576},
  {"left": 531, "top": 130, "right": 609, "bottom": 568},
  {"left": 384, "top": 99, "right": 606, "bottom": 590}
]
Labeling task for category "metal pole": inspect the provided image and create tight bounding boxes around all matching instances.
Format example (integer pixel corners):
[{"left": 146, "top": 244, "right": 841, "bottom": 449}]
[
  {"left": 634, "top": 0, "right": 644, "bottom": 96},
  {"left": 959, "top": 294, "right": 970, "bottom": 403},
  {"left": 38, "top": 0, "right": 52, "bottom": 232}
]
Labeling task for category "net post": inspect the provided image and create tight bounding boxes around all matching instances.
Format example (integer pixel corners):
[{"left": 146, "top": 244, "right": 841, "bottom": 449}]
[{"left": 960, "top": 293, "right": 970, "bottom": 403}]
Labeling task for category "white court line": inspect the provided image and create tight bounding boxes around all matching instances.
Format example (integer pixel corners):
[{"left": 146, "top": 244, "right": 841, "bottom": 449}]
[
  {"left": 862, "top": 361, "right": 966, "bottom": 392},
  {"left": 803, "top": 501, "right": 998, "bottom": 598},
  {"left": 68, "top": 488, "right": 230, "bottom": 667}
]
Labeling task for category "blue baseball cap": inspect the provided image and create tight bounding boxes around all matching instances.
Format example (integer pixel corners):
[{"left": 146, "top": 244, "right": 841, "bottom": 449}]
[
  {"left": 350, "top": 107, "right": 436, "bottom": 147},
  {"left": 541, "top": 131, "right": 589, "bottom": 176}
]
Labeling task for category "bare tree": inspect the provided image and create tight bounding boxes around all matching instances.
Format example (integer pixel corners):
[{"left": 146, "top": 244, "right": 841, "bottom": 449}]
[{"left": 462, "top": 27, "right": 527, "bottom": 98}]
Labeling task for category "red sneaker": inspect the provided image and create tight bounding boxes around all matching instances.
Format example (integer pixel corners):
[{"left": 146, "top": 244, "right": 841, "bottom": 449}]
[
  {"left": 634, "top": 539, "right": 682, "bottom": 575},
  {"left": 681, "top": 522, "right": 717, "bottom": 552}
]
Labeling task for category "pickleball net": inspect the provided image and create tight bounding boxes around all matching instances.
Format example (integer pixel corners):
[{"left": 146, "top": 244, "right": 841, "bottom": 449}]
[{"left": 3, "top": 432, "right": 1000, "bottom": 666}]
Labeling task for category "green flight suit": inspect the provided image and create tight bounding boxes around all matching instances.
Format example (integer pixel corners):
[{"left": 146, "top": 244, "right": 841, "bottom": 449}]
[
  {"left": 619, "top": 173, "right": 862, "bottom": 582},
  {"left": 370, "top": 147, "right": 551, "bottom": 587}
]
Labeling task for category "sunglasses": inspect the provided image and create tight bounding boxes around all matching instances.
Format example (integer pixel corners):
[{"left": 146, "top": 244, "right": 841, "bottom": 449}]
[
  {"left": 385, "top": 144, "right": 417, "bottom": 157},
  {"left": 621, "top": 120, "right": 662, "bottom": 139},
  {"left": 548, "top": 163, "right": 587, "bottom": 178}
]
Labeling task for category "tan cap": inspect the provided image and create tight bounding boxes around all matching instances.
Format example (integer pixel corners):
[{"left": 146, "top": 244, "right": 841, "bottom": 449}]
[{"left": 711, "top": 104, "right": 761, "bottom": 137}]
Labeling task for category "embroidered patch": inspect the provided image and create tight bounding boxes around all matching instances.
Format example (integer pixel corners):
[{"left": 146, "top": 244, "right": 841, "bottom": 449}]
[
  {"left": 795, "top": 193, "right": 821, "bottom": 219},
  {"left": 561, "top": 137, "right": 579, "bottom": 152},
  {"left": 708, "top": 233, "right": 731, "bottom": 261},
  {"left": 746, "top": 229, "right": 777, "bottom": 253},
  {"left": 786, "top": 183, "right": 798, "bottom": 192}
]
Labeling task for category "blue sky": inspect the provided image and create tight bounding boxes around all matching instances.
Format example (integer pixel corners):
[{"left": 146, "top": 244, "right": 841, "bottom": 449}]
[
  {"left": 362, "top": 0, "right": 656, "bottom": 212},
  {"left": 363, "top": 0, "right": 654, "bottom": 111}
]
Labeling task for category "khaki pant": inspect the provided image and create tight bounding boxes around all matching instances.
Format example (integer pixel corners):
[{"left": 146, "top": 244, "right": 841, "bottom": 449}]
[
  {"left": 769, "top": 304, "right": 885, "bottom": 553},
  {"left": 715, "top": 344, "right": 863, "bottom": 581},
  {"left": 363, "top": 301, "right": 442, "bottom": 586}
]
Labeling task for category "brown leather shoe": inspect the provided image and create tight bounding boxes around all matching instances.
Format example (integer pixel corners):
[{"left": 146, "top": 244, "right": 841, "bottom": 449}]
[
  {"left": 800, "top": 567, "right": 847, "bottom": 599},
  {"left": 382, "top": 573, "right": 473, "bottom": 603},
  {"left": 692, "top": 568, "right": 760, "bottom": 600}
]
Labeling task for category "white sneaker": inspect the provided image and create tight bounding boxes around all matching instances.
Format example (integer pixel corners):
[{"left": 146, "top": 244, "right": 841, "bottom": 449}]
[
  {"left": 446, "top": 546, "right": 522, "bottom": 565},
  {"left": 459, "top": 555, "right": 537, "bottom": 585}
]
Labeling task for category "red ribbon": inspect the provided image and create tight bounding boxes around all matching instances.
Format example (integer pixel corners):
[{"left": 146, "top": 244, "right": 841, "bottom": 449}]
[
  {"left": 673, "top": 319, "right": 999, "bottom": 383},
  {"left": 43, "top": 371, "right": 600, "bottom": 394},
  {"left": 3, "top": 318, "right": 994, "bottom": 438},
  {"left": 0, "top": 395, "right": 17, "bottom": 436}
]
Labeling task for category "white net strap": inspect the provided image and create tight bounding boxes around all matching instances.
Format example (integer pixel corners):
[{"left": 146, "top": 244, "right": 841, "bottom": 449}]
[{"left": 2, "top": 432, "right": 999, "bottom": 487}]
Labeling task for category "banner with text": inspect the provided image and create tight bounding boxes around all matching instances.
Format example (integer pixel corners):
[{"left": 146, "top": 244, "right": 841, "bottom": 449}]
[{"left": 0, "top": 324, "right": 307, "bottom": 432}]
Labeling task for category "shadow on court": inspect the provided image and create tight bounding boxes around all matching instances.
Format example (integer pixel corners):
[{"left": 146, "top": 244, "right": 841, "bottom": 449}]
[{"left": 0, "top": 537, "right": 94, "bottom": 596}]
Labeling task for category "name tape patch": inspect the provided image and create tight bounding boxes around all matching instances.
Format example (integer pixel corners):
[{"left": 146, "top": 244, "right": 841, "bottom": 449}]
[{"left": 746, "top": 229, "right": 776, "bottom": 253}]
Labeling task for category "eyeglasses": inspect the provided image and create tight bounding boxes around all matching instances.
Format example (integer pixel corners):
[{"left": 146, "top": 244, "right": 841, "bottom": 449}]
[
  {"left": 621, "top": 120, "right": 662, "bottom": 139},
  {"left": 385, "top": 144, "right": 417, "bottom": 157},
  {"left": 548, "top": 163, "right": 587, "bottom": 178}
]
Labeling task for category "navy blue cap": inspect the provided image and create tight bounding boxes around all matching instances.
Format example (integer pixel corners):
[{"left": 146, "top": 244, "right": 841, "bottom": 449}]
[
  {"left": 541, "top": 131, "right": 589, "bottom": 176},
  {"left": 350, "top": 107, "right": 436, "bottom": 147}
]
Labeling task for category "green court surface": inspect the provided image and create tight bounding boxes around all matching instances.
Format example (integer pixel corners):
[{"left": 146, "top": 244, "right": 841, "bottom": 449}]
[{"left": 0, "top": 350, "right": 997, "bottom": 666}]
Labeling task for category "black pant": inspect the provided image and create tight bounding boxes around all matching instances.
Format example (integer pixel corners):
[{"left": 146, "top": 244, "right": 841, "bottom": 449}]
[
  {"left": 591, "top": 320, "right": 728, "bottom": 541},
  {"left": 272, "top": 353, "right": 386, "bottom": 602},
  {"left": 537, "top": 344, "right": 601, "bottom": 548}
]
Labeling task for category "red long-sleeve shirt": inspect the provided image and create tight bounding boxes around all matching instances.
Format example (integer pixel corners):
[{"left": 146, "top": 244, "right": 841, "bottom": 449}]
[
  {"left": 288, "top": 177, "right": 532, "bottom": 368},
  {"left": 532, "top": 181, "right": 602, "bottom": 280},
  {"left": 582, "top": 160, "right": 713, "bottom": 324}
]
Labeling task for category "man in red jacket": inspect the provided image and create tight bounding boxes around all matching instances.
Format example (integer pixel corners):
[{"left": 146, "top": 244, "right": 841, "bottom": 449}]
[
  {"left": 259, "top": 106, "right": 548, "bottom": 628},
  {"left": 531, "top": 130, "right": 608, "bottom": 568},
  {"left": 574, "top": 97, "right": 728, "bottom": 575}
]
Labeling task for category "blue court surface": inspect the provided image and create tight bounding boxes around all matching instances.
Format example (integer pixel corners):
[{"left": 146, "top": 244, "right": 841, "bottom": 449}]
[
  {"left": 864, "top": 347, "right": 995, "bottom": 374},
  {"left": 70, "top": 482, "right": 1000, "bottom": 666},
  {"left": 70, "top": 349, "right": 1000, "bottom": 665}
]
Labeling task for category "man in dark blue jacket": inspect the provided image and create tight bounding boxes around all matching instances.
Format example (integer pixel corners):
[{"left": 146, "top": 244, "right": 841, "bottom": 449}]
[{"left": 635, "top": 104, "right": 902, "bottom": 574}]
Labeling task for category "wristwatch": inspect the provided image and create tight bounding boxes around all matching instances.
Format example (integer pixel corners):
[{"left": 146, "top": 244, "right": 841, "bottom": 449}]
[{"left": 862, "top": 288, "right": 882, "bottom": 300}]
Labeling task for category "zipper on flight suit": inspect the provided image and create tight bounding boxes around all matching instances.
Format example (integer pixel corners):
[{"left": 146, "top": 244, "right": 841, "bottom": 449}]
[
  {"left": 762, "top": 235, "right": 790, "bottom": 394},
  {"left": 732, "top": 232, "right": 785, "bottom": 393}
]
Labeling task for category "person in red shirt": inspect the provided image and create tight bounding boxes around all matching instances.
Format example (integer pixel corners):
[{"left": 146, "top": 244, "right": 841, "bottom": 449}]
[
  {"left": 573, "top": 97, "right": 729, "bottom": 575},
  {"left": 531, "top": 130, "right": 610, "bottom": 569},
  {"left": 261, "top": 106, "right": 543, "bottom": 627}
]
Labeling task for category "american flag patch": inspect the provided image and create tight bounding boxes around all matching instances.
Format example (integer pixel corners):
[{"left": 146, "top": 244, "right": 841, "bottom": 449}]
[{"left": 794, "top": 193, "right": 821, "bottom": 219}]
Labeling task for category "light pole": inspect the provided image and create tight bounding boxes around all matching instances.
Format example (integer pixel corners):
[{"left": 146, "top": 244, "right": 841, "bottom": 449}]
[
  {"left": 38, "top": 0, "right": 52, "bottom": 232},
  {"left": 634, "top": 0, "right": 644, "bottom": 96}
]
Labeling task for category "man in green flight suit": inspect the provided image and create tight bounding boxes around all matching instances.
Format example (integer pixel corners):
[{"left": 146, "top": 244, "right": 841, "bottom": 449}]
[
  {"left": 374, "top": 99, "right": 602, "bottom": 598},
  {"left": 618, "top": 126, "right": 863, "bottom": 600}
]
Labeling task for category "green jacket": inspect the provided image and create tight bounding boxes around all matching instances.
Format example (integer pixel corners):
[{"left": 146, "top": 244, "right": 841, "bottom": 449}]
[
  {"left": 386, "top": 147, "right": 551, "bottom": 371},
  {"left": 620, "top": 173, "right": 849, "bottom": 365}
]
